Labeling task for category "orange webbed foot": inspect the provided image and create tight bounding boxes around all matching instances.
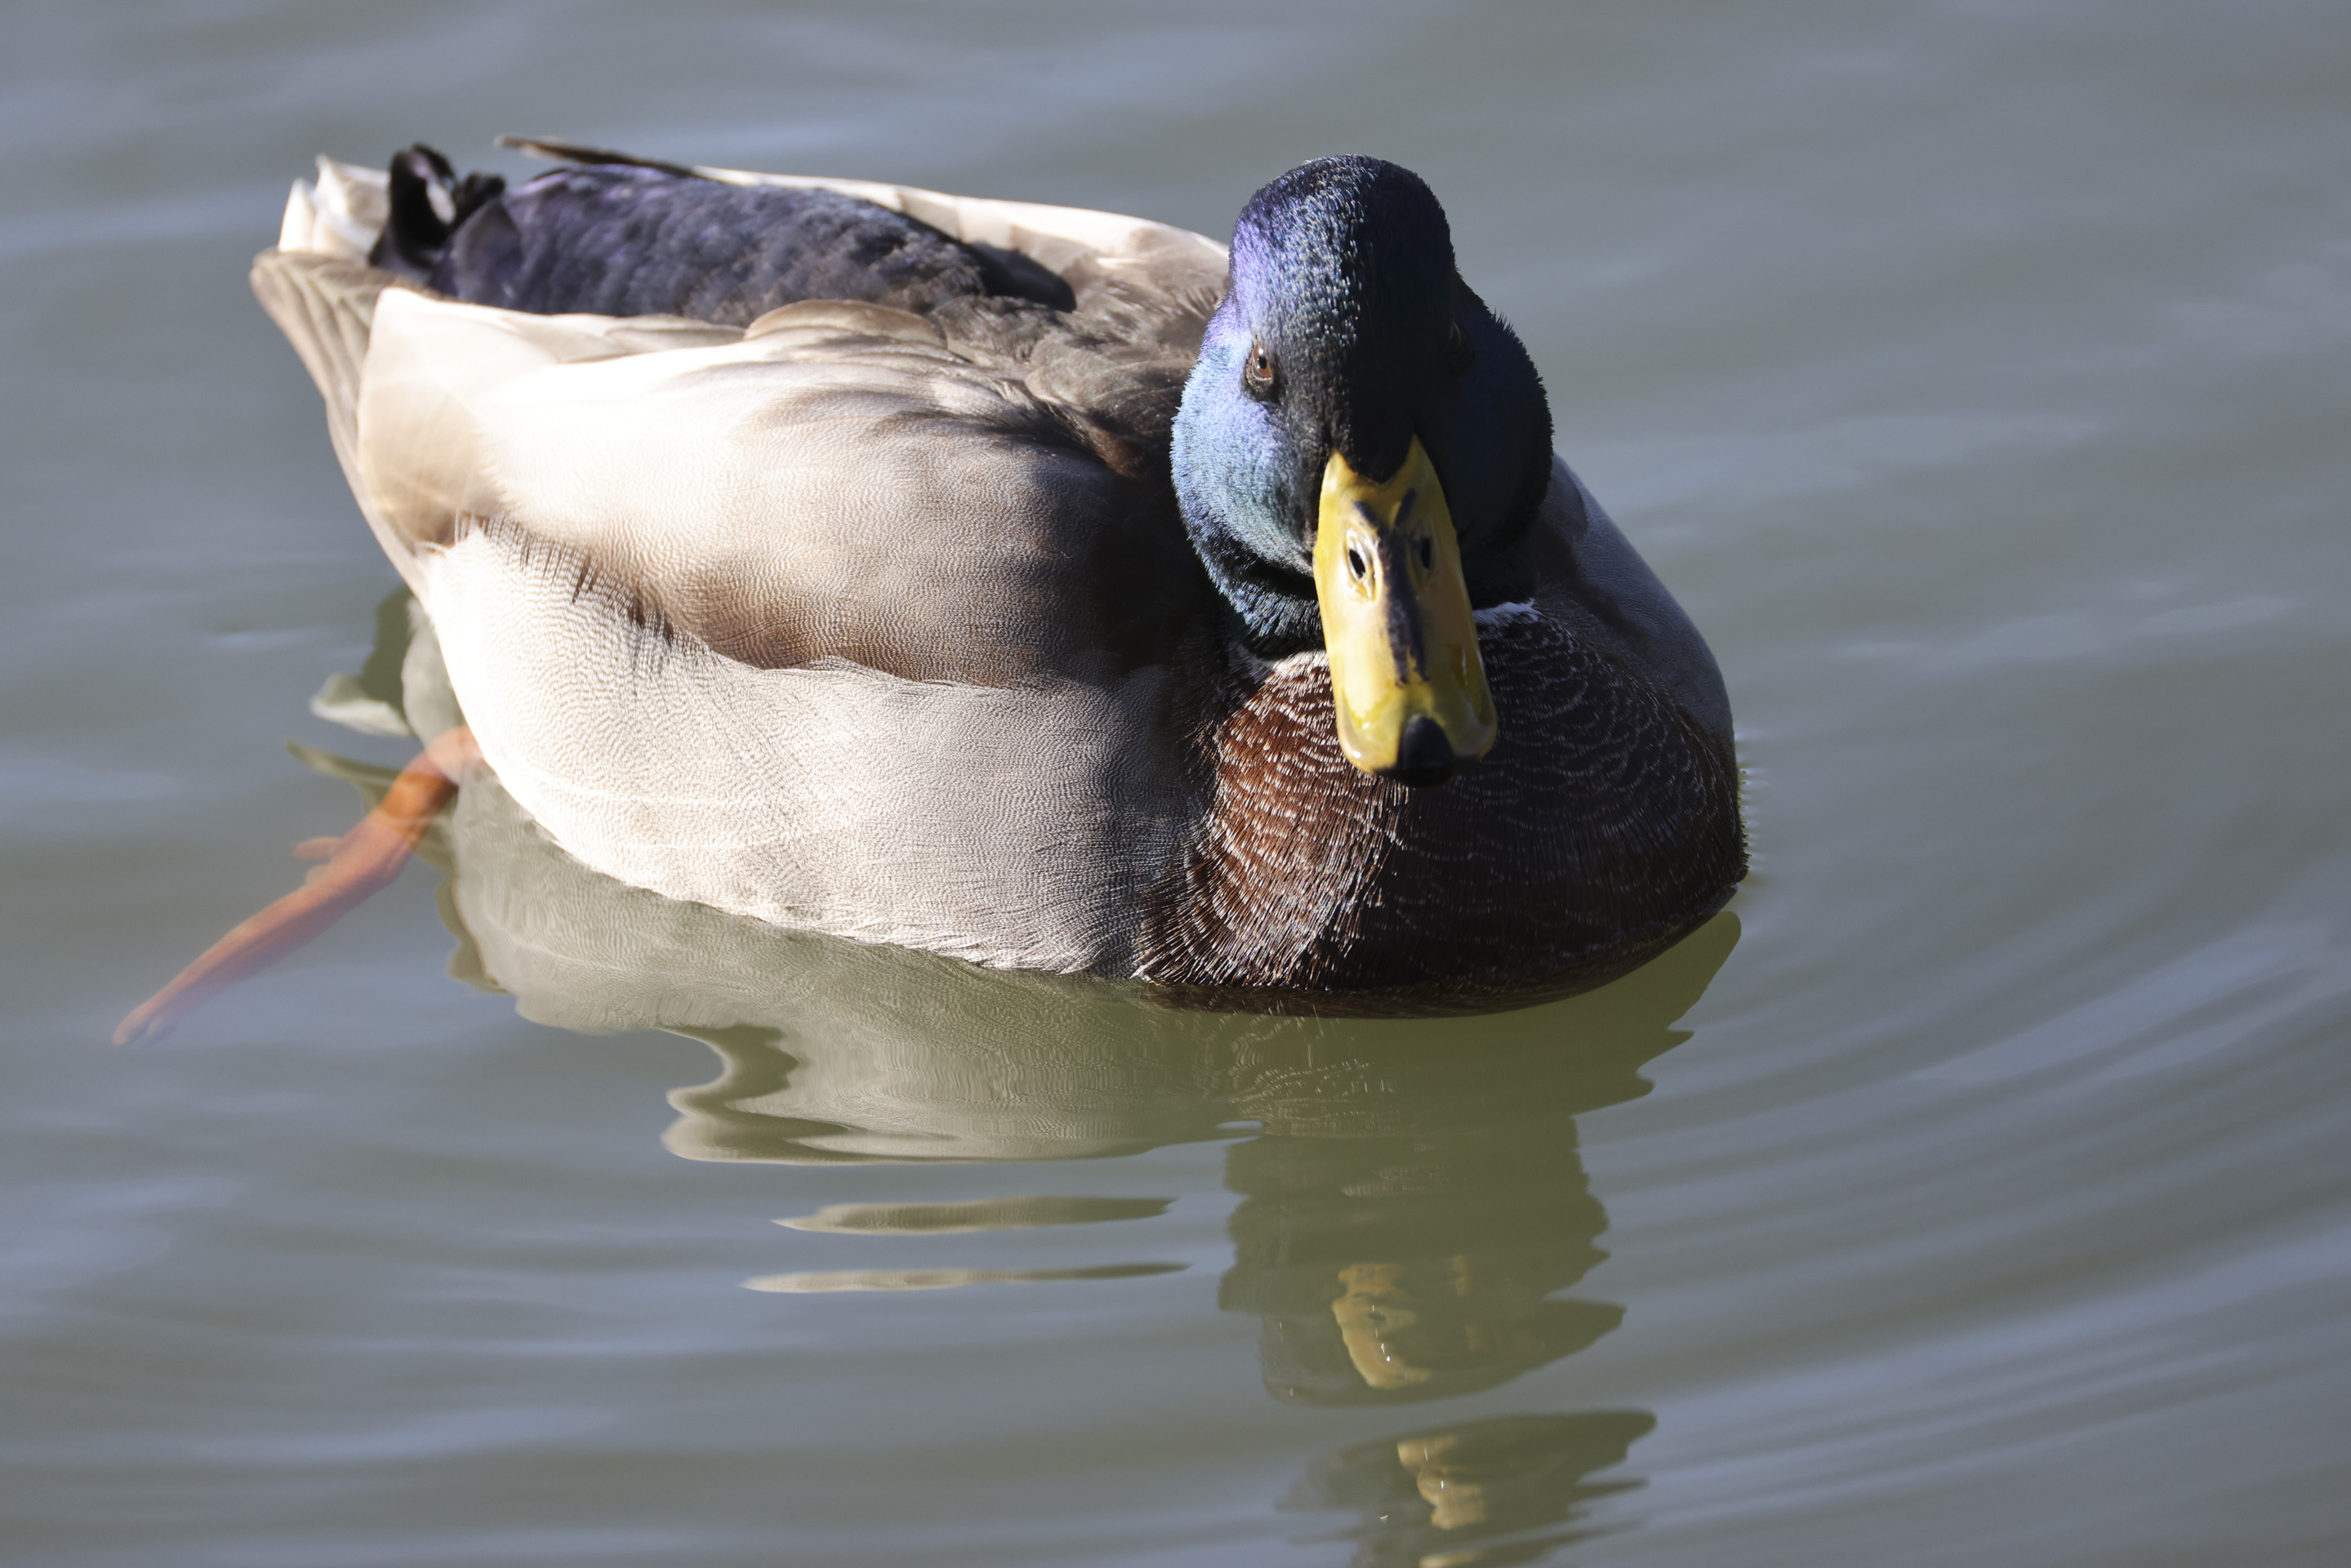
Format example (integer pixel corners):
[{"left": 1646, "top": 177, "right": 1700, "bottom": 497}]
[{"left": 114, "top": 727, "right": 481, "bottom": 1046}]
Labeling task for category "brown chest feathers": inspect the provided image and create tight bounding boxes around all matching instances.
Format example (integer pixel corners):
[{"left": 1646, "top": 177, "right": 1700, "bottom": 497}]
[{"left": 1134, "top": 614, "right": 1746, "bottom": 1006}]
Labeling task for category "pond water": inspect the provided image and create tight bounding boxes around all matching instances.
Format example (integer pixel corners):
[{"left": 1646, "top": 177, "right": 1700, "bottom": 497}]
[{"left": 5, "top": 2, "right": 2348, "bottom": 1564}]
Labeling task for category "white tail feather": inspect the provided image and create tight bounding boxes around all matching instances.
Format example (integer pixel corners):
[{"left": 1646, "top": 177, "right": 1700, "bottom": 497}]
[{"left": 278, "top": 158, "right": 390, "bottom": 260}]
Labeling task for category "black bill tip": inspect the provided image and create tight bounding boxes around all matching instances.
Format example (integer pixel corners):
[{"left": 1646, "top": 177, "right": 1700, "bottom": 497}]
[{"left": 1380, "top": 715, "right": 1458, "bottom": 788}]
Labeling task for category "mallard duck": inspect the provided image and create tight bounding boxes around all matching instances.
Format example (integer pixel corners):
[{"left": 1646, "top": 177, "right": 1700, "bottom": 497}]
[{"left": 245, "top": 139, "right": 1743, "bottom": 1004}]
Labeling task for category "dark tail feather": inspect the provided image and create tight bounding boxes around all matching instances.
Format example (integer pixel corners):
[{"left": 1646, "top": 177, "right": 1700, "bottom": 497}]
[
  {"left": 368, "top": 145, "right": 507, "bottom": 283},
  {"left": 495, "top": 135, "right": 703, "bottom": 178}
]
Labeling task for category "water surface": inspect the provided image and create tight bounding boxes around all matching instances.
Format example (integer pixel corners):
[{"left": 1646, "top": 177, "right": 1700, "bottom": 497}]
[{"left": 4, "top": 2, "right": 2348, "bottom": 1564}]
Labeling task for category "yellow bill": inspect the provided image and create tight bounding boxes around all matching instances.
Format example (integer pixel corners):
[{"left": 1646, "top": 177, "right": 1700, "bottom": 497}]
[{"left": 1314, "top": 437, "right": 1497, "bottom": 783}]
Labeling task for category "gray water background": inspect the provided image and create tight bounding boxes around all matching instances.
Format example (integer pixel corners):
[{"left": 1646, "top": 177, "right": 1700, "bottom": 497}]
[{"left": 4, "top": 2, "right": 2349, "bottom": 1563}]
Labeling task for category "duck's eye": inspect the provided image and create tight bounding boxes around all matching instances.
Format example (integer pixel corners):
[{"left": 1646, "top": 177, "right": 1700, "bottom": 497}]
[
  {"left": 1447, "top": 320, "right": 1475, "bottom": 374},
  {"left": 1244, "top": 341, "right": 1279, "bottom": 399}
]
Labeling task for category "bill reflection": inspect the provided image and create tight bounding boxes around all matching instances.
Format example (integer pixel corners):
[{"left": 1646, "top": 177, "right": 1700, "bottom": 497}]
[
  {"left": 1284, "top": 1412, "right": 1654, "bottom": 1568},
  {"left": 1222, "top": 1125, "right": 1619, "bottom": 1406}
]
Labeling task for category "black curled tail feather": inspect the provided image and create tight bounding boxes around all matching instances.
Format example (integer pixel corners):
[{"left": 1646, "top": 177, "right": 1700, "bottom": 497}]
[{"left": 369, "top": 145, "right": 507, "bottom": 282}]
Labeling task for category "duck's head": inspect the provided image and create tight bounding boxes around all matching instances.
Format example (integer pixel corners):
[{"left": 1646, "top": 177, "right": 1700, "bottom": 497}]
[{"left": 1172, "top": 158, "right": 1554, "bottom": 788}]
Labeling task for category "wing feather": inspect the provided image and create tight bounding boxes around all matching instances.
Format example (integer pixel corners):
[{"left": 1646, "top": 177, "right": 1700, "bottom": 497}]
[
  {"left": 248, "top": 273, "right": 1204, "bottom": 684},
  {"left": 257, "top": 149, "right": 1221, "bottom": 678}
]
